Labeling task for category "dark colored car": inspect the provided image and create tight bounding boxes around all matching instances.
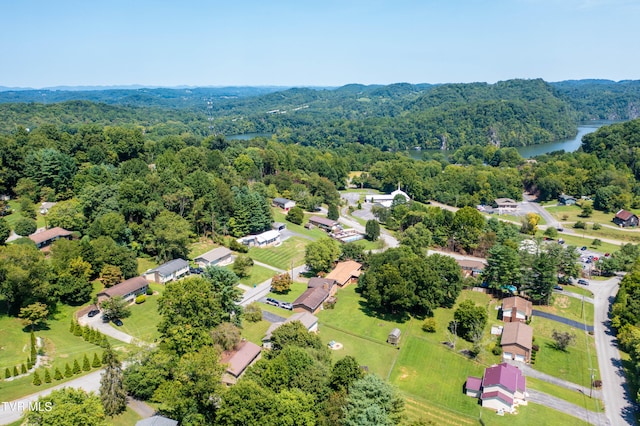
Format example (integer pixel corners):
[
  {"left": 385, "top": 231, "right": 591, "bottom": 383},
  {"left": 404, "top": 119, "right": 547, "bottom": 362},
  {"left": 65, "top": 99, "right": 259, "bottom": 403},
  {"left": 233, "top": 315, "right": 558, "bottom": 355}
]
[
  {"left": 554, "top": 285, "right": 563, "bottom": 291},
  {"left": 577, "top": 279, "right": 589, "bottom": 285},
  {"left": 112, "top": 318, "right": 124, "bottom": 327},
  {"left": 266, "top": 298, "right": 279, "bottom": 306},
  {"left": 87, "top": 309, "right": 100, "bottom": 318},
  {"left": 189, "top": 266, "right": 204, "bottom": 274},
  {"left": 580, "top": 246, "right": 587, "bottom": 251}
]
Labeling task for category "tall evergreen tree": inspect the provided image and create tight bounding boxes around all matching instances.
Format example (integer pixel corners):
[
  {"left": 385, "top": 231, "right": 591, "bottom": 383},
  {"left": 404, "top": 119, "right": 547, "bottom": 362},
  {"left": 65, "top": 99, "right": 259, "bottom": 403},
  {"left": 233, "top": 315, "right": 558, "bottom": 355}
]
[{"left": 100, "top": 347, "right": 127, "bottom": 416}]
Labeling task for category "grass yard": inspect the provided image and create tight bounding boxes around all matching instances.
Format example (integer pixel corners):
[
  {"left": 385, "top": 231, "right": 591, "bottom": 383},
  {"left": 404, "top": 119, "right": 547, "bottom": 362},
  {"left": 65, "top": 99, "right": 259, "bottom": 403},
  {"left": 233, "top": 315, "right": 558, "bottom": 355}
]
[
  {"left": 188, "top": 240, "right": 218, "bottom": 259},
  {"left": 116, "top": 285, "right": 163, "bottom": 344},
  {"left": 547, "top": 232, "right": 621, "bottom": 254},
  {"left": 241, "top": 319, "right": 271, "bottom": 346},
  {"left": 529, "top": 317, "right": 599, "bottom": 387},
  {"left": 248, "top": 236, "right": 307, "bottom": 270},
  {"left": 267, "top": 282, "right": 307, "bottom": 303},
  {"left": 0, "top": 304, "right": 127, "bottom": 402},
  {"left": 535, "top": 293, "right": 594, "bottom": 325},
  {"left": 235, "top": 264, "right": 277, "bottom": 287},
  {"left": 546, "top": 204, "right": 635, "bottom": 226},
  {"left": 107, "top": 407, "right": 142, "bottom": 426},
  {"left": 561, "top": 285, "right": 594, "bottom": 298},
  {"left": 272, "top": 209, "right": 328, "bottom": 240},
  {"left": 3, "top": 200, "right": 47, "bottom": 229},
  {"left": 136, "top": 257, "right": 158, "bottom": 275}
]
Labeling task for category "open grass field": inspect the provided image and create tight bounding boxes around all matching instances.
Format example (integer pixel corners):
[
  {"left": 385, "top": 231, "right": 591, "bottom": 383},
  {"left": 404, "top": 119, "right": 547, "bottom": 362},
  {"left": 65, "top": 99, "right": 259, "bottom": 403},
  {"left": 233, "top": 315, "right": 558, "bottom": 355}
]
[
  {"left": 272, "top": 209, "right": 327, "bottom": 241},
  {"left": 241, "top": 319, "right": 271, "bottom": 346},
  {"left": 526, "top": 377, "right": 603, "bottom": 413},
  {"left": 267, "top": 282, "right": 307, "bottom": 303},
  {"left": 547, "top": 232, "right": 622, "bottom": 254},
  {"left": 188, "top": 240, "right": 218, "bottom": 259},
  {"left": 248, "top": 236, "right": 307, "bottom": 270},
  {"left": 136, "top": 257, "right": 158, "bottom": 275},
  {"left": 546, "top": 204, "right": 638, "bottom": 226},
  {"left": 561, "top": 285, "right": 594, "bottom": 298}
]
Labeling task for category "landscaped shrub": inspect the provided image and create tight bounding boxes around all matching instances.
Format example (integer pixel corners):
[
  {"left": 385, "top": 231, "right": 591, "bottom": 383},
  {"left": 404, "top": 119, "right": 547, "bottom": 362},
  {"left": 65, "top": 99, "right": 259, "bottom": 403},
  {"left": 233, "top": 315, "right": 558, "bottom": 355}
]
[
  {"left": 21, "top": 363, "right": 27, "bottom": 374},
  {"left": 243, "top": 302, "right": 263, "bottom": 323},
  {"left": 146, "top": 287, "right": 153, "bottom": 296},
  {"left": 82, "top": 326, "right": 91, "bottom": 341},
  {"left": 54, "top": 367, "right": 63, "bottom": 380},
  {"left": 5, "top": 368, "right": 11, "bottom": 378},
  {"left": 532, "top": 344, "right": 540, "bottom": 352},
  {"left": 92, "top": 353, "right": 102, "bottom": 368},
  {"left": 32, "top": 371, "right": 41, "bottom": 386},
  {"left": 13, "top": 366, "right": 19, "bottom": 376},
  {"left": 64, "top": 363, "right": 72, "bottom": 378},
  {"left": 100, "top": 335, "right": 109, "bottom": 348},
  {"left": 72, "top": 359, "right": 81, "bottom": 374},
  {"left": 592, "top": 223, "right": 602, "bottom": 230},
  {"left": 421, "top": 318, "right": 437, "bottom": 333},
  {"left": 491, "top": 344, "right": 502, "bottom": 356},
  {"left": 69, "top": 318, "right": 76, "bottom": 333},
  {"left": 27, "top": 357, "right": 33, "bottom": 370},
  {"left": 83, "top": 354, "right": 91, "bottom": 371},
  {"left": 573, "top": 221, "right": 586, "bottom": 229},
  {"left": 44, "top": 369, "right": 52, "bottom": 383},
  {"left": 135, "top": 295, "right": 146, "bottom": 304},
  {"left": 229, "top": 238, "right": 248, "bottom": 253},
  {"left": 73, "top": 322, "right": 83, "bottom": 336}
]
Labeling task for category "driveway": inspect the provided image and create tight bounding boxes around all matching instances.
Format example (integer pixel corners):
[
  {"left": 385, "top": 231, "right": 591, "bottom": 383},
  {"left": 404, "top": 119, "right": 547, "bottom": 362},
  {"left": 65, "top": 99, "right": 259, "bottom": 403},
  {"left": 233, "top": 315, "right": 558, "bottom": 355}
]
[
  {"left": 532, "top": 309, "right": 594, "bottom": 333},
  {"left": 527, "top": 389, "right": 608, "bottom": 425},
  {"left": 80, "top": 313, "right": 135, "bottom": 344}
]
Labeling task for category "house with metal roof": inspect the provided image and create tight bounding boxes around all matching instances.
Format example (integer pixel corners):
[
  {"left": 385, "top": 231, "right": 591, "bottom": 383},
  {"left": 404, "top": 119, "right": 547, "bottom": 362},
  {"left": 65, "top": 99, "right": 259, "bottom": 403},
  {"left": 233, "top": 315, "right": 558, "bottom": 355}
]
[
  {"left": 272, "top": 197, "right": 296, "bottom": 211},
  {"left": 194, "top": 247, "right": 233, "bottom": 268},
  {"left": 466, "top": 363, "right": 527, "bottom": 413},
  {"left": 143, "top": 258, "right": 190, "bottom": 284},
  {"left": 613, "top": 209, "right": 639, "bottom": 227},
  {"left": 97, "top": 276, "right": 149, "bottom": 304},
  {"left": 308, "top": 216, "right": 340, "bottom": 232}
]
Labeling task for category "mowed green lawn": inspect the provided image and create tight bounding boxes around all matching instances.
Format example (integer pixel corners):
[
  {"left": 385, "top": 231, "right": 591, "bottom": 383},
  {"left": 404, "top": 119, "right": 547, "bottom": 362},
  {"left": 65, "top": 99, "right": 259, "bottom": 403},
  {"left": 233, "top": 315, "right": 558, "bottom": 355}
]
[
  {"left": 235, "top": 264, "right": 276, "bottom": 287},
  {"left": 0, "top": 304, "right": 126, "bottom": 402},
  {"left": 248, "top": 236, "right": 307, "bottom": 270},
  {"left": 315, "top": 285, "right": 596, "bottom": 424},
  {"left": 115, "top": 285, "right": 163, "bottom": 344}
]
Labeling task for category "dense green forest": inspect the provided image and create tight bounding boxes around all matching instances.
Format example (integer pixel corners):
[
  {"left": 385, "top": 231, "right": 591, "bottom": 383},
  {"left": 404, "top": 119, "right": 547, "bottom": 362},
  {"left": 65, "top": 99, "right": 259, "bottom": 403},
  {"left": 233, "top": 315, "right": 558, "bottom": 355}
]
[{"left": 1, "top": 79, "right": 639, "bottom": 150}]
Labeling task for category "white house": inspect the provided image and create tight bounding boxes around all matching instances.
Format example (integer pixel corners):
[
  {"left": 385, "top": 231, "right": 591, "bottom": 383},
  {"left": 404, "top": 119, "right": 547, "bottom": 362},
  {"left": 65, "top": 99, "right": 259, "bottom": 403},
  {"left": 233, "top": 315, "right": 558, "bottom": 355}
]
[
  {"left": 194, "top": 247, "right": 233, "bottom": 268},
  {"left": 369, "top": 185, "right": 410, "bottom": 208},
  {"left": 238, "top": 230, "right": 281, "bottom": 248},
  {"left": 272, "top": 197, "right": 296, "bottom": 211},
  {"left": 143, "top": 259, "right": 190, "bottom": 284}
]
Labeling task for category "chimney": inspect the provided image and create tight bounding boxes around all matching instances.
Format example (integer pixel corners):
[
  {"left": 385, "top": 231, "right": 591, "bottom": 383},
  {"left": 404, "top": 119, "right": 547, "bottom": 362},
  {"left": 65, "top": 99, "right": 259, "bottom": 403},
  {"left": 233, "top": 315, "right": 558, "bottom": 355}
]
[{"left": 511, "top": 307, "right": 518, "bottom": 322}]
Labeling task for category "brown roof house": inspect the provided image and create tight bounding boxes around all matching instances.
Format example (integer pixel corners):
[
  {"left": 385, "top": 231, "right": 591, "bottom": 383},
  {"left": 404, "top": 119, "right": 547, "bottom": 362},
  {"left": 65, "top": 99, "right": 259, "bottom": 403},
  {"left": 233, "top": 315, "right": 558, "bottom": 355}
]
[
  {"left": 307, "top": 277, "right": 338, "bottom": 296},
  {"left": 501, "top": 296, "right": 532, "bottom": 323},
  {"left": 326, "top": 260, "right": 362, "bottom": 287},
  {"left": 220, "top": 340, "right": 262, "bottom": 385},
  {"left": 500, "top": 322, "right": 533, "bottom": 363},
  {"left": 293, "top": 286, "right": 330, "bottom": 314},
  {"left": 29, "top": 227, "right": 73, "bottom": 250},
  {"left": 308, "top": 216, "right": 341, "bottom": 232},
  {"left": 97, "top": 276, "right": 149, "bottom": 304},
  {"left": 613, "top": 209, "right": 639, "bottom": 228},
  {"left": 456, "top": 259, "right": 486, "bottom": 278}
]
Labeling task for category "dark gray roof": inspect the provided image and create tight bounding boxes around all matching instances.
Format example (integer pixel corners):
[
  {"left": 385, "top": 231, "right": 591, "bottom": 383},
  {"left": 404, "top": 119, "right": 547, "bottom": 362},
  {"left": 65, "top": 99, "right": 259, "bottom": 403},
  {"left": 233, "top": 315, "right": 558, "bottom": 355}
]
[
  {"left": 273, "top": 197, "right": 293, "bottom": 204},
  {"left": 136, "top": 416, "right": 178, "bottom": 426},
  {"left": 149, "top": 259, "right": 189, "bottom": 276}
]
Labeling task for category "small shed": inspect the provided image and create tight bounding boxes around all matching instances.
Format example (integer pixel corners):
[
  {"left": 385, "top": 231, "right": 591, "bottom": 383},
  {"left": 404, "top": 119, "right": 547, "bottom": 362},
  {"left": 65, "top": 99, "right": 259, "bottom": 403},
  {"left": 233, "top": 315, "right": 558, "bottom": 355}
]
[{"left": 388, "top": 328, "right": 401, "bottom": 345}]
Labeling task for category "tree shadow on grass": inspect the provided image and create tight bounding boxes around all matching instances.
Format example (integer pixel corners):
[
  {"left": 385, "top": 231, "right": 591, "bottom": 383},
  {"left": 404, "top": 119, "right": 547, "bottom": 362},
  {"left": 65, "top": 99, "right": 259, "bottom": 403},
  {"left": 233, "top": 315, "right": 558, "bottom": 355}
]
[{"left": 357, "top": 299, "right": 410, "bottom": 323}]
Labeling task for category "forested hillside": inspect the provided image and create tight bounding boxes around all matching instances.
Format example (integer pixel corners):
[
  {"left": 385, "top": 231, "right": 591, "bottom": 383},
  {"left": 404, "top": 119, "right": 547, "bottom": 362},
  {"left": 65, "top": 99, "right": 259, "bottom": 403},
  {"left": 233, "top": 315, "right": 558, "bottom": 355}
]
[{"left": 1, "top": 79, "right": 638, "bottom": 150}]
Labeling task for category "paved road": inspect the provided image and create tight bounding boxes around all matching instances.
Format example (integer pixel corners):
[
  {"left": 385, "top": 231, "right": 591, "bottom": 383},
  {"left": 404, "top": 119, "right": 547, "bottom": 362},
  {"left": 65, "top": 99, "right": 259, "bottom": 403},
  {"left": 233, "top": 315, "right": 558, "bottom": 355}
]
[
  {"left": 261, "top": 310, "right": 287, "bottom": 324},
  {"left": 590, "top": 276, "right": 637, "bottom": 425}
]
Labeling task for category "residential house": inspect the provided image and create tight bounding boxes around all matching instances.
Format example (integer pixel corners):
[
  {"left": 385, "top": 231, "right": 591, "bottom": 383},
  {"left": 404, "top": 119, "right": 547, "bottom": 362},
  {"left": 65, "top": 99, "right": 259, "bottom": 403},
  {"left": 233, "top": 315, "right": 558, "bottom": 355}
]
[
  {"left": 326, "top": 260, "right": 362, "bottom": 287},
  {"left": 39, "top": 202, "right": 57, "bottom": 215},
  {"left": 29, "top": 227, "right": 73, "bottom": 250},
  {"left": 466, "top": 363, "right": 527, "bottom": 413},
  {"left": 613, "top": 209, "right": 639, "bottom": 228},
  {"left": 369, "top": 186, "right": 410, "bottom": 208},
  {"left": 220, "top": 340, "right": 262, "bottom": 385},
  {"left": 143, "top": 259, "right": 190, "bottom": 284},
  {"left": 194, "top": 247, "right": 233, "bottom": 268},
  {"left": 456, "top": 259, "right": 486, "bottom": 278},
  {"left": 272, "top": 197, "right": 296, "bottom": 211},
  {"left": 500, "top": 322, "right": 533, "bottom": 363},
  {"left": 308, "top": 216, "right": 340, "bottom": 232},
  {"left": 558, "top": 194, "right": 577, "bottom": 205},
  {"left": 293, "top": 286, "right": 330, "bottom": 314},
  {"left": 331, "top": 228, "right": 365, "bottom": 243},
  {"left": 501, "top": 296, "right": 533, "bottom": 323},
  {"left": 262, "top": 312, "right": 318, "bottom": 349},
  {"left": 97, "top": 276, "right": 149, "bottom": 304},
  {"left": 307, "top": 277, "right": 338, "bottom": 296},
  {"left": 238, "top": 229, "right": 281, "bottom": 248}
]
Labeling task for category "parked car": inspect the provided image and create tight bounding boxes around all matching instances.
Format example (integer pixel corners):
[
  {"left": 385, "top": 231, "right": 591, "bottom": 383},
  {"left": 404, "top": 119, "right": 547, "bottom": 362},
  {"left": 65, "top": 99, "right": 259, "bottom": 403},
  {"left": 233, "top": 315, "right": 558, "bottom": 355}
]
[
  {"left": 87, "top": 309, "right": 100, "bottom": 318},
  {"left": 266, "top": 298, "right": 279, "bottom": 306},
  {"left": 558, "top": 239, "right": 565, "bottom": 244},
  {"left": 554, "top": 285, "right": 563, "bottom": 291},
  {"left": 580, "top": 246, "right": 587, "bottom": 251},
  {"left": 112, "top": 318, "right": 123, "bottom": 327},
  {"left": 604, "top": 253, "right": 611, "bottom": 257},
  {"left": 577, "top": 279, "right": 589, "bottom": 285},
  {"left": 279, "top": 301, "right": 293, "bottom": 310},
  {"left": 189, "top": 266, "right": 203, "bottom": 274},
  {"left": 556, "top": 227, "right": 564, "bottom": 232}
]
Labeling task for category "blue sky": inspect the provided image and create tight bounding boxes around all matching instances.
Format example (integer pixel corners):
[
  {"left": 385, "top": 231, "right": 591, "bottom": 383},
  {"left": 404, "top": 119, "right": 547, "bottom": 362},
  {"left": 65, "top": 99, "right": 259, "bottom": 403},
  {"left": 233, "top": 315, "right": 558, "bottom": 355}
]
[{"left": 1, "top": 0, "right": 638, "bottom": 88}]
